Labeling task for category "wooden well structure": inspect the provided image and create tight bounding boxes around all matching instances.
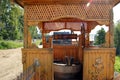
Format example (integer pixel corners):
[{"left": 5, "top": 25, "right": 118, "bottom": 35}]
[{"left": 13, "top": 0, "right": 120, "bottom": 80}]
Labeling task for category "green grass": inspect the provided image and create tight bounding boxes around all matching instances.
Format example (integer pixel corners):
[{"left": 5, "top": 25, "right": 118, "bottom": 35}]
[
  {"left": 114, "top": 56, "right": 120, "bottom": 72},
  {"left": 0, "top": 40, "right": 23, "bottom": 49}
]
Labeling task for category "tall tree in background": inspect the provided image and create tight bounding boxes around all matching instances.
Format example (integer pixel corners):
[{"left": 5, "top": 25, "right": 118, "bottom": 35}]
[
  {"left": 0, "top": 0, "right": 23, "bottom": 40},
  {"left": 114, "top": 21, "right": 120, "bottom": 55},
  {"left": 94, "top": 28, "right": 106, "bottom": 45}
]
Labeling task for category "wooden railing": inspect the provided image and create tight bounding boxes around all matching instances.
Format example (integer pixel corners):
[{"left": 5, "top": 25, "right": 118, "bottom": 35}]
[{"left": 16, "top": 59, "right": 40, "bottom": 80}]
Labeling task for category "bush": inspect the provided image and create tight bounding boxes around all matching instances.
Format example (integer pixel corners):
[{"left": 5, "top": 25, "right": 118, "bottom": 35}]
[
  {"left": 114, "top": 56, "right": 120, "bottom": 72},
  {"left": 0, "top": 40, "right": 23, "bottom": 49}
]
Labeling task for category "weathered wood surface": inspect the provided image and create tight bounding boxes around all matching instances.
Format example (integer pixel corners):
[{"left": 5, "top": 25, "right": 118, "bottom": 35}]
[
  {"left": 22, "top": 48, "right": 53, "bottom": 80},
  {"left": 83, "top": 48, "right": 116, "bottom": 80},
  {"left": 53, "top": 44, "right": 78, "bottom": 62}
]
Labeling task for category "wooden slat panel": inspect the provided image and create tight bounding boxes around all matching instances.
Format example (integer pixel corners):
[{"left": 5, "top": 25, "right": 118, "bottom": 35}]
[
  {"left": 22, "top": 48, "right": 53, "bottom": 80},
  {"left": 83, "top": 48, "right": 116, "bottom": 80},
  {"left": 53, "top": 45, "right": 78, "bottom": 62}
]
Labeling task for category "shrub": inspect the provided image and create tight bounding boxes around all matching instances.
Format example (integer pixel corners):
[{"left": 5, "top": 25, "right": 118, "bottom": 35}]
[
  {"left": 0, "top": 40, "right": 23, "bottom": 49},
  {"left": 114, "top": 56, "right": 120, "bottom": 72}
]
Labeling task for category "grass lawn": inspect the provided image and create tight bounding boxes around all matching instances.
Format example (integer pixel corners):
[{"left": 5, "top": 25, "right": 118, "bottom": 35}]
[
  {"left": 0, "top": 39, "right": 42, "bottom": 49},
  {"left": 0, "top": 40, "right": 23, "bottom": 49}
]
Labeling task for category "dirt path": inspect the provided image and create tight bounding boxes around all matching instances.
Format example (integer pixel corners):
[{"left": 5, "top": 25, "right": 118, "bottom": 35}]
[{"left": 0, "top": 48, "right": 23, "bottom": 80}]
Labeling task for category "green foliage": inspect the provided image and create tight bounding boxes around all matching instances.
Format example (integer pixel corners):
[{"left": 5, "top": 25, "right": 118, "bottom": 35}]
[
  {"left": 114, "top": 22, "right": 120, "bottom": 55},
  {"left": 114, "top": 23, "right": 120, "bottom": 47},
  {"left": 0, "top": 40, "right": 23, "bottom": 49},
  {"left": 114, "top": 56, "right": 120, "bottom": 72},
  {"left": 94, "top": 28, "right": 106, "bottom": 45},
  {"left": 0, "top": 0, "right": 24, "bottom": 40}
]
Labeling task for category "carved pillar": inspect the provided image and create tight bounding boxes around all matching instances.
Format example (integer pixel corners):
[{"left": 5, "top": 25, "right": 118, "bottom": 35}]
[
  {"left": 105, "top": 31, "right": 110, "bottom": 48},
  {"left": 109, "top": 9, "right": 114, "bottom": 47},
  {"left": 24, "top": 6, "right": 28, "bottom": 48},
  {"left": 85, "top": 33, "right": 89, "bottom": 47},
  {"left": 42, "top": 32, "right": 46, "bottom": 48},
  {"left": 85, "top": 22, "right": 90, "bottom": 47},
  {"left": 81, "top": 23, "right": 85, "bottom": 48},
  {"left": 27, "top": 29, "right": 32, "bottom": 48},
  {"left": 78, "top": 35, "right": 83, "bottom": 63},
  {"left": 38, "top": 22, "right": 46, "bottom": 48}
]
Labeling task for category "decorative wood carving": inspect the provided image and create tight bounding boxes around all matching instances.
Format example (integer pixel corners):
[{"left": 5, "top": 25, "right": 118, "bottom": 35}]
[
  {"left": 22, "top": 53, "right": 27, "bottom": 64},
  {"left": 89, "top": 57, "right": 104, "bottom": 80},
  {"left": 25, "top": 4, "right": 112, "bottom": 22},
  {"left": 109, "top": 53, "right": 115, "bottom": 64}
]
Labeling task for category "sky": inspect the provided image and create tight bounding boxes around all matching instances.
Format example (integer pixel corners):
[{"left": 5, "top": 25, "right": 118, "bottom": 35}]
[{"left": 113, "top": 3, "right": 120, "bottom": 23}]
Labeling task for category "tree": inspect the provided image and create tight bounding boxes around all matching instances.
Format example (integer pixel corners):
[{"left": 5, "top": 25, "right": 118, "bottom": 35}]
[
  {"left": 114, "top": 21, "right": 120, "bottom": 55},
  {"left": 94, "top": 28, "right": 106, "bottom": 45},
  {"left": 0, "top": 0, "right": 24, "bottom": 40}
]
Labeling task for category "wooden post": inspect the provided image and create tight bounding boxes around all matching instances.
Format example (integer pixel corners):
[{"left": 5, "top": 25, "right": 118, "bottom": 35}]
[
  {"left": 24, "top": 6, "right": 28, "bottom": 48},
  {"left": 78, "top": 35, "right": 83, "bottom": 63},
  {"left": 110, "top": 9, "right": 114, "bottom": 48},
  {"left": 105, "top": 31, "right": 110, "bottom": 47},
  {"left": 81, "top": 23, "right": 85, "bottom": 48},
  {"left": 42, "top": 32, "right": 46, "bottom": 48},
  {"left": 85, "top": 33, "right": 89, "bottom": 48}
]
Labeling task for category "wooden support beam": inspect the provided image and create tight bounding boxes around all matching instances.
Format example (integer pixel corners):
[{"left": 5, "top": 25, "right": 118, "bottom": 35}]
[
  {"left": 109, "top": 9, "right": 114, "bottom": 48},
  {"left": 24, "top": 6, "right": 28, "bottom": 48},
  {"left": 78, "top": 35, "right": 83, "bottom": 63}
]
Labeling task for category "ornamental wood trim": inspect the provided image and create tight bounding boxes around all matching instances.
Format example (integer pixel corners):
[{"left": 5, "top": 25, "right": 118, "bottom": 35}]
[
  {"left": 83, "top": 48, "right": 116, "bottom": 80},
  {"left": 25, "top": 4, "right": 112, "bottom": 22}
]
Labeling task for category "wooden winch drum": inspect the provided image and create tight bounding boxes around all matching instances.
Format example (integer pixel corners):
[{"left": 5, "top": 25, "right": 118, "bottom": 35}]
[{"left": 54, "top": 63, "right": 81, "bottom": 79}]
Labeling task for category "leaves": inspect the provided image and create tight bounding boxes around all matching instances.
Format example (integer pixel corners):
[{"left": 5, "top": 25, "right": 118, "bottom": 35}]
[
  {"left": 0, "top": 0, "right": 24, "bottom": 40},
  {"left": 114, "top": 21, "right": 120, "bottom": 55},
  {"left": 114, "top": 56, "right": 120, "bottom": 72},
  {"left": 94, "top": 28, "right": 106, "bottom": 45}
]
